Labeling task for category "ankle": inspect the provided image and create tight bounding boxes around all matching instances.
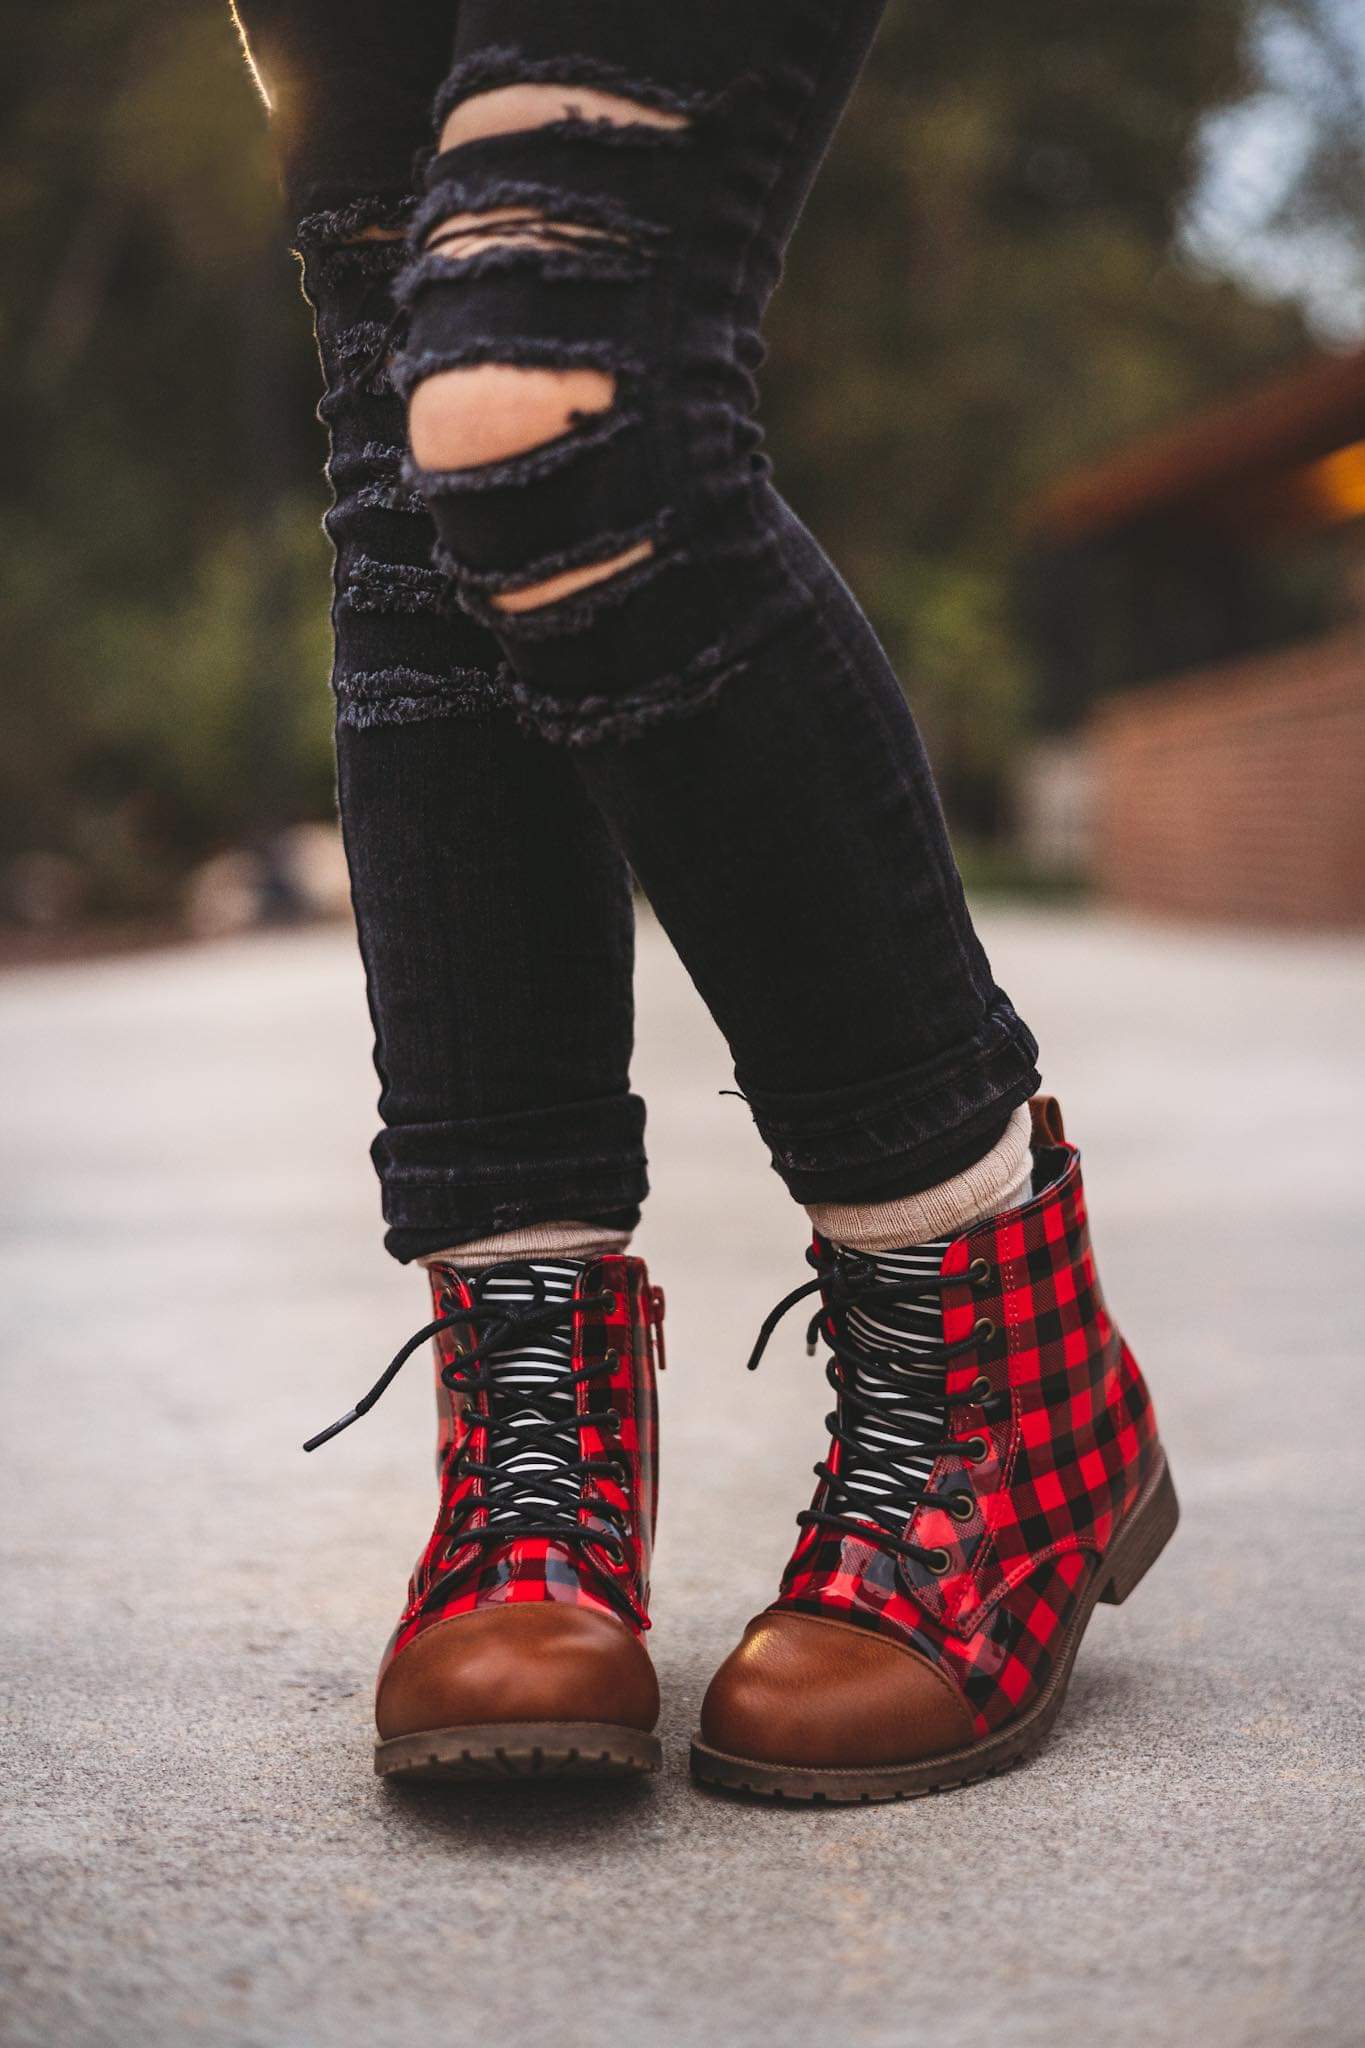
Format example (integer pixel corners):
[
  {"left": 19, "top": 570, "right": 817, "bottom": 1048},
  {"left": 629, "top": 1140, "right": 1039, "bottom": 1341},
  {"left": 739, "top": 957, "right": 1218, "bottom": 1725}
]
[
  {"left": 806, "top": 1103, "right": 1034, "bottom": 1252},
  {"left": 418, "top": 1219, "right": 633, "bottom": 1271}
]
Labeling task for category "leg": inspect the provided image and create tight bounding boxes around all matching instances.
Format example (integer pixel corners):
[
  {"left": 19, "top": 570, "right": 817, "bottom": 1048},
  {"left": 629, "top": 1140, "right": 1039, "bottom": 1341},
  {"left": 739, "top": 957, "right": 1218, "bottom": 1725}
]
[
  {"left": 396, "top": 0, "right": 1039, "bottom": 1203},
  {"left": 395, "top": 4, "right": 1173, "bottom": 1802},
  {"left": 233, "top": 2, "right": 648, "bottom": 1258},
  {"left": 231, "top": 0, "right": 455, "bottom": 216},
  {"left": 232, "top": 3, "right": 665, "bottom": 1783}
]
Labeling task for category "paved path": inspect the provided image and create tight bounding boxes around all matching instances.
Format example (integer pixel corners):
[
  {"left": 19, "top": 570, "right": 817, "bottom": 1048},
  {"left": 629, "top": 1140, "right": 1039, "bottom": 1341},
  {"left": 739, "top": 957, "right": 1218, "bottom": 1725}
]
[{"left": 2, "top": 909, "right": 1361, "bottom": 2048}]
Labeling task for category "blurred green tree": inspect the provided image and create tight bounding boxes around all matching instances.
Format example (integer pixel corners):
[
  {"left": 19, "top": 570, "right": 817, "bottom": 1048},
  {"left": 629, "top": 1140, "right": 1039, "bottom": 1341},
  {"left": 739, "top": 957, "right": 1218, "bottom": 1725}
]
[
  {"left": 764, "top": 0, "right": 1316, "bottom": 835},
  {"left": 0, "top": 0, "right": 1351, "bottom": 913},
  {"left": 0, "top": 3, "right": 329, "bottom": 918}
]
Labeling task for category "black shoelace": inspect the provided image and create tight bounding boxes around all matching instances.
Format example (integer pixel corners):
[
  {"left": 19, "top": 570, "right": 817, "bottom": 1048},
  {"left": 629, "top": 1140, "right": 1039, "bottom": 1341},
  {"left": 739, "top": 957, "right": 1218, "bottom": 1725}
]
[
  {"left": 303, "top": 1262, "right": 632, "bottom": 1563},
  {"left": 746, "top": 1246, "right": 1006, "bottom": 1574}
]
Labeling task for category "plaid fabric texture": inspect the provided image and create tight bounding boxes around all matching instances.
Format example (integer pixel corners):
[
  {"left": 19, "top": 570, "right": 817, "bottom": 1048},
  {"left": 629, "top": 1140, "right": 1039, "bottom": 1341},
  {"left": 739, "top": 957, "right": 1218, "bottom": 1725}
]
[
  {"left": 382, "top": 1255, "right": 662, "bottom": 1676},
  {"left": 775, "top": 1142, "right": 1162, "bottom": 1736}
]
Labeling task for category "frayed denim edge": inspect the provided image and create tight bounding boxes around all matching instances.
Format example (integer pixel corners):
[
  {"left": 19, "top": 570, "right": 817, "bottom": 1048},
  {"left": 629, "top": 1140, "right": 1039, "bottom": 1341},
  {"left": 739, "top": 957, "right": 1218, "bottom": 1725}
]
[
  {"left": 501, "top": 640, "right": 751, "bottom": 747},
  {"left": 334, "top": 666, "right": 503, "bottom": 729}
]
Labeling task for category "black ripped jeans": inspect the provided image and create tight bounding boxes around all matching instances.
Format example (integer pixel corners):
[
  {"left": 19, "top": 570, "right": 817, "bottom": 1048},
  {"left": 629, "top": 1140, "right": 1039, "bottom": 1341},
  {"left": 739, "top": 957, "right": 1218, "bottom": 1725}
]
[{"left": 235, "top": 0, "right": 1040, "bottom": 1261}]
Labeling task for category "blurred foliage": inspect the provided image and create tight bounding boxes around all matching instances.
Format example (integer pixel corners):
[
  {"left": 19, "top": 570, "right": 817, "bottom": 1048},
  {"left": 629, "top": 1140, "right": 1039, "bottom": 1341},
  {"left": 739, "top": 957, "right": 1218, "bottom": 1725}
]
[
  {"left": 0, "top": 4, "right": 330, "bottom": 917},
  {"left": 0, "top": 0, "right": 1358, "bottom": 912},
  {"left": 1184, "top": 0, "right": 1365, "bottom": 340},
  {"left": 763, "top": 0, "right": 1331, "bottom": 830}
]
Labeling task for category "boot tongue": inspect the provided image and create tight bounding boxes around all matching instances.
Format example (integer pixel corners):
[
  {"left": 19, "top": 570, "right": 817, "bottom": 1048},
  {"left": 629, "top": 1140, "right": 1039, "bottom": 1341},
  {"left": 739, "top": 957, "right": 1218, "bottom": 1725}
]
[
  {"left": 830, "top": 1239, "right": 952, "bottom": 1527},
  {"left": 474, "top": 1260, "right": 585, "bottom": 1528}
]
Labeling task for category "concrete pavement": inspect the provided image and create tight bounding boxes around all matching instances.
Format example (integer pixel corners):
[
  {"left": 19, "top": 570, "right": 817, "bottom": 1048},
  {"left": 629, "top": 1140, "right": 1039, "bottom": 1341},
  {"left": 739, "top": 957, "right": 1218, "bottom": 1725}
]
[{"left": 2, "top": 906, "right": 1362, "bottom": 2047}]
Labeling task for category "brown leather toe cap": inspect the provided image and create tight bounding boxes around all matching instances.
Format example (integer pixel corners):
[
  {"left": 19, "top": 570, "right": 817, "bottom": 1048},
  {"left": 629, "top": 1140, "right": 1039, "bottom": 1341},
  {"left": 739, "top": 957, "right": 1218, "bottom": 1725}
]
[
  {"left": 375, "top": 1603, "right": 660, "bottom": 1741},
  {"left": 699, "top": 1611, "right": 972, "bottom": 1769}
]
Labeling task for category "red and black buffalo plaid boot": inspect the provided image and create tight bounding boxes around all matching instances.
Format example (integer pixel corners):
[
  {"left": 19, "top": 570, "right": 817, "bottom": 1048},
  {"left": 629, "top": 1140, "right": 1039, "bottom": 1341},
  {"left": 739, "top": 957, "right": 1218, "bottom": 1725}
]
[
  {"left": 306, "top": 1254, "right": 665, "bottom": 1781},
  {"left": 692, "top": 1096, "right": 1177, "bottom": 1802}
]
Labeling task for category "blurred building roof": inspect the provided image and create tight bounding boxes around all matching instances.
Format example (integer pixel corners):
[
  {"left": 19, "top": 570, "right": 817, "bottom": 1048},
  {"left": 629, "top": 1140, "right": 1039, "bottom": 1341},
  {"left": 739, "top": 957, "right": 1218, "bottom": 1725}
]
[{"left": 1025, "top": 346, "right": 1365, "bottom": 545}]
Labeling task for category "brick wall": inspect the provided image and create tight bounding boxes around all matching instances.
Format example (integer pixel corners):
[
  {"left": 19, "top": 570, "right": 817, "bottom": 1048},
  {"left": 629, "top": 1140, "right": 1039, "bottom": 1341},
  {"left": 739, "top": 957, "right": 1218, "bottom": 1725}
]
[{"left": 1091, "top": 622, "right": 1365, "bottom": 928}]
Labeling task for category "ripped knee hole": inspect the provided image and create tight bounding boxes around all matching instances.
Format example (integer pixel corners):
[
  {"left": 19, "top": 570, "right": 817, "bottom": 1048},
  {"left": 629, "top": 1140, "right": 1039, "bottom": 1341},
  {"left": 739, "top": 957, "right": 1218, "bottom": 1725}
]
[
  {"left": 423, "top": 205, "right": 622, "bottom": 262},
  {"left": 408, "top": 361, "right": 616, "bottom": 471},
  {"left": 438, "top": 81, "right": 688, "bottom": 155},
  {"left": 407, "top": 77, "right": 683, "bottom": 613},
  {"left": 491, "top": 540, "right": 655, "bottom": 615},
  {"left": 407, "top": 364, "right": 658, "bottom": 613}
]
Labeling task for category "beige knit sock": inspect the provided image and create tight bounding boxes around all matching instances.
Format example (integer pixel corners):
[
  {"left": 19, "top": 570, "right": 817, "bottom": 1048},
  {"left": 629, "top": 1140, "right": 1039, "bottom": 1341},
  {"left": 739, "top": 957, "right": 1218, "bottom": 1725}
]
[
  {"left": 806, "top": 1102, "right": 1035, "bottom": 1252},
  {"left": 418, "top": 1220, "right": 633, "bottom": 1270}
]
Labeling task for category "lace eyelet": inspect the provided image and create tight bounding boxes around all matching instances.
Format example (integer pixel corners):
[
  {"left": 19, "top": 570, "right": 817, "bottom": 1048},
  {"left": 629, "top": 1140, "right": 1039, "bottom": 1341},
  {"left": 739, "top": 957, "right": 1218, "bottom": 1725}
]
[
  {"left": 924, "top": 1546, "right": 952, "bottom": 1574},
  {"left": 948, "top": 1491, "right": 976, "bottom": 1522},
  {"left": 962, "top": 1434, "right": 991, "bottom": 1464},
  {"left": 973, "top": 1316, "right": 996, "bottom": 1345},
  {"left": 969, "top": 1374, "right": 992, "bottom": 1404},
  {"left": 967, "top": 1257, "right": 991, "bottom": 1287}
]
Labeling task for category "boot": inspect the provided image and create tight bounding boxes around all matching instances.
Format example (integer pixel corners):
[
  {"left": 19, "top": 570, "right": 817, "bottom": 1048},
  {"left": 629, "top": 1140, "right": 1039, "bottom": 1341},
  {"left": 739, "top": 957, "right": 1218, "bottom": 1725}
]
[
  {"left": 693, "top": 1096, "right": 1177, "bottom": 1801},
  {"left": 312, "top": 1254, "right": 665, "bottom": 1780}
]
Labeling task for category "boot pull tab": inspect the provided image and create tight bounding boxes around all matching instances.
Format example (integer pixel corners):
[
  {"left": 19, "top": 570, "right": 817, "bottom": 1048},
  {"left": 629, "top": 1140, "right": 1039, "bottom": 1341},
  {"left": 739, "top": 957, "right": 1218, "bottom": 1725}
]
[
  {"left": 1029, "top": 1093, "right": 1067, "bottom": 1146},
  {"left": 648, "top": 1285, "right": 667, "bottom": 1372}
]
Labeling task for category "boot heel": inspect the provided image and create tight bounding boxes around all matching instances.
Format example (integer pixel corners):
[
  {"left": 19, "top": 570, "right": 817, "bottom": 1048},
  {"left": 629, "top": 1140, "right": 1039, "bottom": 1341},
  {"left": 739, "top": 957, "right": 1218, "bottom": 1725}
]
[{"left": 1099, "top": 1460, "right": 1179, "bottom": 1605}]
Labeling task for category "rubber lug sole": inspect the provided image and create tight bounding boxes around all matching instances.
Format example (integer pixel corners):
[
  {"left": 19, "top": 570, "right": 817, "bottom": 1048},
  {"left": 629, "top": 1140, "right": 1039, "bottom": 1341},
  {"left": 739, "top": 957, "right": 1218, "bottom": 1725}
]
[
  {"left": 690, "top": 1454, "right": 1179, "bottom": 1805},
  {"left": 376, "top": 1719, "right": 661, "bottom": 1782}
]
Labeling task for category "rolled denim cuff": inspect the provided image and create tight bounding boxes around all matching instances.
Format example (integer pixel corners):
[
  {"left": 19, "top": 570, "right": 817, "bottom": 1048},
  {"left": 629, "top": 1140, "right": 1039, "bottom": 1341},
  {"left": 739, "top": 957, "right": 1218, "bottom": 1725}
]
[
  {"left": 740, "top": 997, "right": 1041, "bottom": 1206},
  {"left": 373, "top": 1093, "right": 648, "bottom": 1263}
]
